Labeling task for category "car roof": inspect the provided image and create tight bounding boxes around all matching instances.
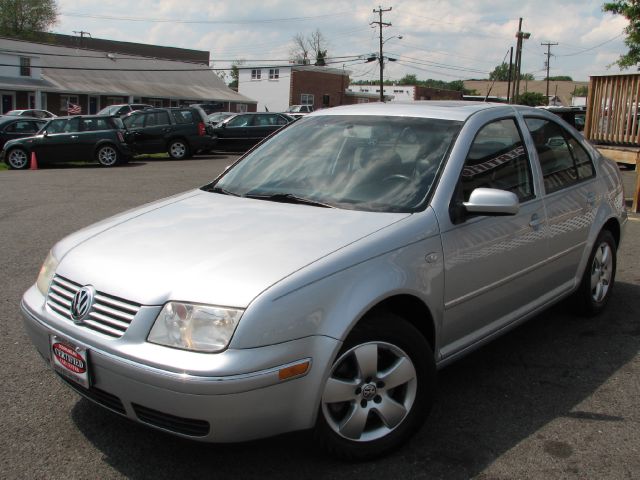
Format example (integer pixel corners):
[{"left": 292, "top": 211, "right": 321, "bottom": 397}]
[
  {"left": 308, "top": 101, "right": 527, "bottom": 121},
  {"left": 0, "top": 115, "right": 44, "bottom": 123}
]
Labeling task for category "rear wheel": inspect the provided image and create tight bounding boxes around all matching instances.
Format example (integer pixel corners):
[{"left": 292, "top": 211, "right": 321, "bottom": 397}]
[
  {"left": 314, "top": 312, "right": 436, "bottom": 460},
  {"left": 573, "top": 229, "right": 617, "bottom": 316},
  {"left": 168, "top": 139, "right": 190, "bottom": 160},
  {"left": 6, "top": 147, "right": 30, "bottom": 170},
  {"left": 95, "top": 144, "right": 120, "bottom": 167}
]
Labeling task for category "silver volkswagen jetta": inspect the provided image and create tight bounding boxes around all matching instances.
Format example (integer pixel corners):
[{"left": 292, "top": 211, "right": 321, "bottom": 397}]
[{"left": 22, "top": 102, "right": 626, "bottom": 459}]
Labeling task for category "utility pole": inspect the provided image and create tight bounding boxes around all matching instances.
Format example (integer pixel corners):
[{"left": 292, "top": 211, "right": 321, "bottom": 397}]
[
  {"left": 506, "top": 46, "right": 513, "bottom": 103},
  {"left": 73, "top": 30, "right": 91, "bottom": 48},
  {"left": 372, "top": 6, "right": 392, "bottom": 102},
  {"left": 541, "top": 41, "right": 558, "bottom": 101},
  {"left": 513, "top": 18, "right": 530, "bottom": 104}
]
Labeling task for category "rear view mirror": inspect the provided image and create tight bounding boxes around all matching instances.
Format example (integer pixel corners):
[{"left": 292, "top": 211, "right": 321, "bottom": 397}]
[{"left": 463, "top": 188, "right": 519, "bottom": 216}]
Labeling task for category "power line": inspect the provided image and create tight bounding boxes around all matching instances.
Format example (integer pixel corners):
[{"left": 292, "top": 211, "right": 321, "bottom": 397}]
[
  {"left": 555, "top": 32, "right": 624, "bottom": 57},
  {"left": 60, "top": 10, "right": 356, "bottom": 24}
]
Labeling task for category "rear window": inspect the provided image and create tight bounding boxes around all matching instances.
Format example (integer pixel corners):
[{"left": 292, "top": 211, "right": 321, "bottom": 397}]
[{"left": 172, "top": 110, "right": 195, "bottom": 124}]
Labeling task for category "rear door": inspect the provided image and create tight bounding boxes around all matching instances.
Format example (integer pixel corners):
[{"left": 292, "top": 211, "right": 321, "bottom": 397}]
[
  {"left": 523, "top": 116, "right": 599, "bottom": 291},
  {"left": 214, "top": 114, "right": 252, "bottom": 151},
  {"left": 439, "top": 116, "right": 549, "bottom": 358},
  {"left": 78, "top": 117, "right": 115, "bottom": 159},
  {"left": 249, "top": 114, "right": 289, "bottom": 147}
]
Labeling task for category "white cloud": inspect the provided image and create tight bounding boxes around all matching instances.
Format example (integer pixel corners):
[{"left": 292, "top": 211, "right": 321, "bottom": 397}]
[{"left": 53, "top": 0, "right": 633, "bottom": 81}]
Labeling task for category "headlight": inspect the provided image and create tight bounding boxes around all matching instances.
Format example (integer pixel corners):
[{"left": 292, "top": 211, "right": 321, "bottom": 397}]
[
  {"left": 36, "top": 251, "right": 58, "bottom": 295},
  {"left": 148, "top": 302, "right": 243, "bottom": 353}
]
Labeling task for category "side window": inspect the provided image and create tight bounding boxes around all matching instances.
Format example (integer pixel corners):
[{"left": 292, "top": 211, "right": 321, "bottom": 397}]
[
  {"left": 274, "top": 115, "right": 288, "bottom": 126},
  {"left": 172, "top": 110, "right": 194, "bottom": 124},
  {"left": 227, "top": 115, "right": 251, "bottom": 127},
  {"left": 4, "top": 121, "right": 39, "bottom": 133},
  {"left": 145, "top": 111, "right": 171, "bottom": 127},
  {"left": 461, "top": 118, "right": 534, "bottom": 202},
  {"left": 524, "top": 118, "right": 595, "bottom": 194},
  {"left": 46, "top": 119, "right": 67, "bottom": 134},
  {"left": 64, "top": 118, "right": 81, "bottom": 133},
  {"left": 81, "top": 118, "right": 110, "bottom": 131},
  {"left": 124, "top": 113, "right": 146, "bottom": 129}
]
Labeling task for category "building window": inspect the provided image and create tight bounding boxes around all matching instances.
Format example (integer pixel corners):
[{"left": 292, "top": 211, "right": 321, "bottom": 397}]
[
  {"left": 251, "top": 69, "right": 261, "bottom": 80},
  {"left": 170, "top": 100, "right": 179, "bottom": 107},
  {"left": 269, "top": 68, "right": 279, "bottom": 79},
  {"left": 301, "top": 94, "right": 314, "bottom": 105},
  {"left": 322, "top": 94, "right": 330, "bottom": 107},
  {"left": 236, "top": 103, "right": 248, "bottom": 112},
  {"left": 106, "top": 97, "right": 125, "bottom": 105},
  {"left": 60, "top": 95, "right": 80, "bottom": 111},
  {"left": 357, "top": 98, "right": 369, "bottom": 104},
  {"left": 148, "top": 98, "right": 164, "bottom": 107},
  {"left": 20, "top": 57, "right": 31, "bottom": 76}
]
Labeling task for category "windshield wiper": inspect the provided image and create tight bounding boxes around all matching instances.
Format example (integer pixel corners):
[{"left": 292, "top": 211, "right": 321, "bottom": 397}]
[
  {"left": 205, "top": 185, "right": 241, "bottom": 196},
  {"left": 244, "top": 192, "right": 334, "bottom": 208}
]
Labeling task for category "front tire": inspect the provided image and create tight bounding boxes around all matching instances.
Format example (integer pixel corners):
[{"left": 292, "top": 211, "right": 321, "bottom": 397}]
[
  {"left": 168, "top": 139, "right": 190, "bottom": 160},
  {"left": 6, "top": 147, "right": 30, "bottom": 170},
  {"left": 573, "top": 229, "right": 617, "bottom": 316},
  {"left": 314, "top": 312, "right": 436, "bottom": 460},
  {"left": 95, "top": 144, "right": 120, "bottom": 167}
]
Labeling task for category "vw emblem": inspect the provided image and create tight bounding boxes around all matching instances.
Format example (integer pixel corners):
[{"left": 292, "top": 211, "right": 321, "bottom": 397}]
[
  {"left": 362, "top": 383, "right": 377, "bottom": 400},
  {"left": 70, "top": 286, "right": 95, "bottom": 323}
]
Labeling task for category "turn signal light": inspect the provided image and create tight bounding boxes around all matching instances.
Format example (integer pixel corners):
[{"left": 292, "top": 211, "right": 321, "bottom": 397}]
[{"left": 278, "top": 361, "right": 310, "bottom": 381}]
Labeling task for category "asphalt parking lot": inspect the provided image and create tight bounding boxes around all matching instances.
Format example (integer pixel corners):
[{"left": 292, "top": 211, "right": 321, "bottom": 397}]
[{"left": 0, "top": 156, "right": 638, "bottom": 479}]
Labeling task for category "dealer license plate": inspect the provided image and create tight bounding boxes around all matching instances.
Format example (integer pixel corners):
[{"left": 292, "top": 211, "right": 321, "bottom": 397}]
[{"left": 50, "top": 336, "right": 90, "bottom": 389}]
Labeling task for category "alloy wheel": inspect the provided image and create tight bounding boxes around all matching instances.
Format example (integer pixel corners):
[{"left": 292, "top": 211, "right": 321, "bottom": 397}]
[
  {"left": 321, "top": 341, "right": 417, "bottom": 442},
  {"left": 97, "top": 146, "right": 118, "bottom": 166},
  {"left": 8, "top": 149, "right": 29, "bottom": 169},
  {"left": 590, "top": 241, "right": 613, "bottom": 303}
]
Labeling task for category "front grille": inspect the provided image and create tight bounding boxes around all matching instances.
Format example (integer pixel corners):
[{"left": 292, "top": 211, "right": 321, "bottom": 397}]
[
  {"left": 47, "top": 275, "right": 140, "bottom": 338},
  {"left": 57, "top": 374, "right": 126, "bottom": 415},
  {"left": 132, "top": 404, "right": 210, "bottom": 437}
]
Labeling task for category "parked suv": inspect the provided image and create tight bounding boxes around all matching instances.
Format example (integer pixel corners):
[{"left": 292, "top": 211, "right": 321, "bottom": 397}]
[
  {"left": 98, "top": 104, "right": 152, "bottom": 117},
  {"left": 1, "top": 115, "right": 131, "bottom": 169},
  {"left": 122, "top": 106, "right": 214, "bottom": 159}
]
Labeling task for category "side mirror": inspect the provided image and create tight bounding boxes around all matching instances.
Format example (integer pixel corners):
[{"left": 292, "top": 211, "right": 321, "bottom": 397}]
[
  {"left": 463, "top": 188, "right": 519, "bottom": 216},
  {"left": 42, "top": 130, "right": 48, "bottom": 137}
]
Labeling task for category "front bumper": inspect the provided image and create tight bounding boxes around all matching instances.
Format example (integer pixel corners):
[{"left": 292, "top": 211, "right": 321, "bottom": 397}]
[{"left": 21, "top": 286, "right": 340, "bottom": 442}]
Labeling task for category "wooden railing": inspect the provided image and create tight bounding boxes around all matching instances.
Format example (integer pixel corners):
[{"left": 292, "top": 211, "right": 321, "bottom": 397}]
[
  {"left": 585, "top": 73, "right": 640, "bottom": 212},
  {"left": 585, "top": 73, "right": 640, "bottom": 144}
]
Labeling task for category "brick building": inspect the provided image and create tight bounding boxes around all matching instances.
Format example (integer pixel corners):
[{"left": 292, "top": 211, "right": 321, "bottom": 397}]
[
  {"left": 238, "top": 65, "right": 375, "bottom": 112},
  {"left": 347, "top": 84, "right": 463, "bottom": 102},
  {"left": 0, "top": 36, "right": 256, "bottom": 115}
]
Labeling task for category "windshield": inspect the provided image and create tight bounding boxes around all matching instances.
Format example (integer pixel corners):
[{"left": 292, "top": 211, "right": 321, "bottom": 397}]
[
  {"left": 98, "top": 105, "right": 120, "bottom": 116},
  {"left": 207, "top": 115, "right": 461, "bottom": 213}
]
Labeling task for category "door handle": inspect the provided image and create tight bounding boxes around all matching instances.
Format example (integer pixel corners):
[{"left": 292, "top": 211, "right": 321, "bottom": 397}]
[{"left": 529, "top": 213, "right": 544, "bottom": 230}]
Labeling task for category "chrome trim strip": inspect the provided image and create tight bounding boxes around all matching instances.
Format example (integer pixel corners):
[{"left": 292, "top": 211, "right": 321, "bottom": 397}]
[{"left": 444, "top": 242, "right": 586, "bottom": 310}]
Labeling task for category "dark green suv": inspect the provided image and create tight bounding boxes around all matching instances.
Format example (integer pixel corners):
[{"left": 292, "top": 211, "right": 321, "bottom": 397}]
[
  {"left": 122, "top": 106, "right": 214, "bottom": 159},
  {"left": 1, "top": 115, "right": 132, "bottom": 169}
]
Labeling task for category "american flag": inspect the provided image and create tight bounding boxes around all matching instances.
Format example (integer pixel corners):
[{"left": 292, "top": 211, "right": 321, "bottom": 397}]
[{"left": 67, "top": 103, "right": 81, "bottom": 114}]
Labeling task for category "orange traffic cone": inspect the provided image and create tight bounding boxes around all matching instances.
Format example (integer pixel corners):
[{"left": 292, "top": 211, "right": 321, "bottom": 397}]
[{"left": 29, "top": 151, "right": 38, "bottom": 170}]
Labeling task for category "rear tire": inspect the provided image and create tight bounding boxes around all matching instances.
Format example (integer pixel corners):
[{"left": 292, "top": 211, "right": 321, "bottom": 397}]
[
  {"left": 573, "top": 229, "right": 617, "bottom": 316},
  {"left": 6, "top": 147, "right": 30, "bottom": 170},
  {"left": 95, "top": 144, "right": 120, "bottom": 167},
  {"left": 314, "top": 311, "right": 436, "bottom": 460},
  {"left": 168, "top": 139, "right": 190, "bottom": 160}
]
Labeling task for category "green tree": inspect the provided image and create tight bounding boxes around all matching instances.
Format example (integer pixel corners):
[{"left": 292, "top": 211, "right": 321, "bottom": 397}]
[
  {"left": 573, "top": 85, "right": 589, "bottom": 96},
  {"left": 228, "top": 60, "right": 245, "bottom": 90},
  {"left": 549, "top": 75, "right": 573, "bottom": 81},
  {"left": 0, "top": 0, "right": 58, "bottom": 39},
  {"left": 489, "top": 62, "right": 513, "bottom": 81},
  {"left": 603, "top": 1, "right": 640, "bottom": 68},
  {"left": 518, "top": 91, "right": 547, "bottom": 106}
]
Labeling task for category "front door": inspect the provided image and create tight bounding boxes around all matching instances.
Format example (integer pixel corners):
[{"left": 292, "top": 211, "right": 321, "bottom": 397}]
[
  {"left": 439, "top": 117, "right": 549, "bottom": 358},
  {"left": 36, "top": 118, "right": 83, "bottom": 162}
]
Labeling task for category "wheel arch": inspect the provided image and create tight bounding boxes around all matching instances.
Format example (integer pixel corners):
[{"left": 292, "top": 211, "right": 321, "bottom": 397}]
[
  {"left": 602, "top": 216, "right": 621, "bottom": 248},
  {"left": 357, "top": 294, "right": 436, "bottom": 353},
  {"left": 92, "top": 140, "right": 119, "bottom": 156}
]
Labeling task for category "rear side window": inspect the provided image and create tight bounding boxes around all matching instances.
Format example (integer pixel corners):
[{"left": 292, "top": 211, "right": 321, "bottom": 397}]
[
  {"left": 64, "top": 118, "right": 81, "bottom": 133},
  {"left": 46, "top": 119, "right": 68, "bottom": 134},
  {"left": 123, "top": 113, "right": 146, "bottom": 129},
  {"left": 172, "top": 110, "right": 194, "bottom": 124},
  {"left": 145, "top": 111, "right": 171, "bottom": 127},
  {"left": 461, "top": 118, "right": 534, "bottom": 202},
  {"left": 524, "top": 118, "right": 595, "bottom": 194},
  {"left": 81, "top": 118, "right": 111, "bottom": 131},
  {"left": 4, "top": 120, "right": 40, "bottom": 133}
]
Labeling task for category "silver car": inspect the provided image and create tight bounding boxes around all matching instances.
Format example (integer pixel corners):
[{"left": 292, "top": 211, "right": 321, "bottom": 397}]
[{"left": 21, "top": 102, "right": 626, "bottom": 459}]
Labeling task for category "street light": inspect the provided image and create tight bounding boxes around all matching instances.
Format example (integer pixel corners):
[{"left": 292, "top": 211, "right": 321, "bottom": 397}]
[{"left": 377, "top": 35, "right": 402, "bottom": 102}]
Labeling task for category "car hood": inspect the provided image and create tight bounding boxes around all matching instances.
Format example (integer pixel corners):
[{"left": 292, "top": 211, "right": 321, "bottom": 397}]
[{"left": 56, "top": 190, "right": 409, "bottom": 307}]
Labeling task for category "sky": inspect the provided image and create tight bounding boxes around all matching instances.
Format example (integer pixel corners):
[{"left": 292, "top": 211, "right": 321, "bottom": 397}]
[{"left": 52, "top": 0, "right": 631, "bottom": 83}]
